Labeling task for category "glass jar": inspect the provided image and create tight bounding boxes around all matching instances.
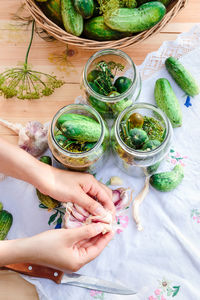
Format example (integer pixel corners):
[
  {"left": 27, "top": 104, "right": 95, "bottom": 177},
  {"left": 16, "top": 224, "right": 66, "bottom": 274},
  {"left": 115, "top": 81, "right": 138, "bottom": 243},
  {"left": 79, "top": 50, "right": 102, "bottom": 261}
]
[
  {"left": 48, "top": 104, "right": 110, "bottom": 173},
  {"left": 82, "top": 49, "right": 141, "bottom": 120},
  {"left": 111, "top": 103, "right": 173, "bottom": 177}
]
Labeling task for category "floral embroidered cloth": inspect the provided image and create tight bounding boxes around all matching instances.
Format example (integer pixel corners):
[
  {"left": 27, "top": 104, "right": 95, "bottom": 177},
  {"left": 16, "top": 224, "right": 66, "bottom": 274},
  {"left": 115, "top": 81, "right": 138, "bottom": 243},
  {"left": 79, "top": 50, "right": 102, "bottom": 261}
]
[{"left": 1, "top": 27, "right": 200, "bottom": 300}]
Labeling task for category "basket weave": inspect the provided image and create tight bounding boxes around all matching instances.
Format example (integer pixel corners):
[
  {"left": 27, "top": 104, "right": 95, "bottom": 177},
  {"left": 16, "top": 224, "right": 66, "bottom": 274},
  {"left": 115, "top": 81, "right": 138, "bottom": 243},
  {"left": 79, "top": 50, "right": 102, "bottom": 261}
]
[{"left": 25, "top": 0, "right": 188, "bottom": 50}]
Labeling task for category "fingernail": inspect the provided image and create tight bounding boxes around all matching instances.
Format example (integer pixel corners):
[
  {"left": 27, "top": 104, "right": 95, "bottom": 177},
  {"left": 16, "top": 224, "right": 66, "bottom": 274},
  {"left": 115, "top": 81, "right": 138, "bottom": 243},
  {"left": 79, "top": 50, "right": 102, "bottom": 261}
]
[
  {"left": 95, "top": 205, "right": 106, "bottom": 217},
  {"left": 95, "top": 223, "right": 103, "bottom": 234}
]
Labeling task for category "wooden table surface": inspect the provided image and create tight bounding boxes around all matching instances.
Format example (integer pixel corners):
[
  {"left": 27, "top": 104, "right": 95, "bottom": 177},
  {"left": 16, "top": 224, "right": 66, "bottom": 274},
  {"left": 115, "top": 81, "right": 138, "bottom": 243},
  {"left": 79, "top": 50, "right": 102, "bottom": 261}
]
[{"left": 0, "top": 0, "right": 198, "bottom": 299}]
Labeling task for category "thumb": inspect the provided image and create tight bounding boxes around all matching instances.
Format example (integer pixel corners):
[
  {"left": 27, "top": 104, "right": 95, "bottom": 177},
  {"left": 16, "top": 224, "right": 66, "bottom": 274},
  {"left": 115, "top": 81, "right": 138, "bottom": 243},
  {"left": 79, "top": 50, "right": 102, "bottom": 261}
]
[{"left": 69, "top": 223, "right": 104, "bottom": 243}]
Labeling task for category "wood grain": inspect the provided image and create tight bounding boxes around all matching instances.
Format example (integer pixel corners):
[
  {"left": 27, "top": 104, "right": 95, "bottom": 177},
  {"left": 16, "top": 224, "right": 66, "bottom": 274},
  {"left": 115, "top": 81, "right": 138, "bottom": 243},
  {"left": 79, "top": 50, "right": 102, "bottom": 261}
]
[{"left": 0, "top": 0, "right": 198, "bottom": 298}]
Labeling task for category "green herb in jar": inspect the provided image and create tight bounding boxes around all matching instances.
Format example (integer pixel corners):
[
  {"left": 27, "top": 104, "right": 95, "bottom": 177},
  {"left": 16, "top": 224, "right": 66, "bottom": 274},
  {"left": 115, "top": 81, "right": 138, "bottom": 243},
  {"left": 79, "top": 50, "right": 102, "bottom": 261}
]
[{"left": 142, "top": 116, "right": 164, "bottom": 142}]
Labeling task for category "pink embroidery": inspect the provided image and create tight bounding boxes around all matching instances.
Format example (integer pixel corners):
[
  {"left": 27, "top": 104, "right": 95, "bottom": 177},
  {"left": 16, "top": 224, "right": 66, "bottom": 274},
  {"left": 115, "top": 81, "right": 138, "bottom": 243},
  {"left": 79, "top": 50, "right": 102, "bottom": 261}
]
[
  {"left": 116, "top": 215, "right": 129, "bottom": 234},
  {"left": 154, "top": 289, "right": 161, "bottom": 295}
]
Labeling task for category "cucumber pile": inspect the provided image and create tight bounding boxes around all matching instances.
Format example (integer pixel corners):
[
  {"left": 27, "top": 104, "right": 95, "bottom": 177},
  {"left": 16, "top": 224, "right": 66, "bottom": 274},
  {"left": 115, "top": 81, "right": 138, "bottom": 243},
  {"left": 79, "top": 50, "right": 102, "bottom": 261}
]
[
  {"left": 54, "top": 113, "right": 106, "bottom": 153},
  {"left": 37, "top": 0, "right": 168, "bottom": 40}
]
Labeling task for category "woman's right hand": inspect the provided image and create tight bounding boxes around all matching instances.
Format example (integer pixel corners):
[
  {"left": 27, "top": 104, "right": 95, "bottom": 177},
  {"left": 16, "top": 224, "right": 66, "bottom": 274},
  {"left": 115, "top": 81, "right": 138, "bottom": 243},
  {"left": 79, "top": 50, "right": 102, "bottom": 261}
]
[{"left": 0, "top": 223, "right": 114, "bottom": 271}]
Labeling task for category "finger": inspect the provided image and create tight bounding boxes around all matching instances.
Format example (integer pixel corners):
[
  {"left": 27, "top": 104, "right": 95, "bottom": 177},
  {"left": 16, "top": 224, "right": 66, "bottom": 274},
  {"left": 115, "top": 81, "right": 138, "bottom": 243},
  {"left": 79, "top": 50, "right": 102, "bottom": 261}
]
[
  {"left": 81, "top": 232, "right": 114, "bottom": 264},
  {"left": 99, "top": 182, "right": 116, "bottom": 215},
  {"left": 68, "top": 223, "right": 104, "bottom": 243},
  {"left": 73, "top": 188, "right": 108, "bottom": 217},
  {"left": 77, "top": 234, "right": 101, "bottom": 249},
  {"left": 80, "top": 176, "right": 115, "bottom": 215}
]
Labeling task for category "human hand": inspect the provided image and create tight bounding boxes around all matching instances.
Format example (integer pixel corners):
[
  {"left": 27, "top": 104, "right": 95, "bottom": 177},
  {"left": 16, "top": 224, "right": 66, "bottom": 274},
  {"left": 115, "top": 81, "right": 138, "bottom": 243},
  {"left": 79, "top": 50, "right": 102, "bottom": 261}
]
[
  {"left": 37, "top": 165, "right": 115, "bottom": 218},
  {"left": 3, "top": 223, "right": 114, "bottom": 271}
]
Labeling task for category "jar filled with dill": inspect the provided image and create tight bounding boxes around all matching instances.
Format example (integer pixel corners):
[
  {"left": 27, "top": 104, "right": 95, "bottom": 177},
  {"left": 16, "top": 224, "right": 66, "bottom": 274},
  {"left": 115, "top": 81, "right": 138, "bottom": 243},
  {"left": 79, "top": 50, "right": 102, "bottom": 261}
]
[
  {"left": 48, "top": 104, "right": 110, "bottom": 173},
  {"left": 111, "top": 103, "right": 173, "bottom": 177},
  {"left": 82, "top": 49, "right": 141, "bottom": 120}
]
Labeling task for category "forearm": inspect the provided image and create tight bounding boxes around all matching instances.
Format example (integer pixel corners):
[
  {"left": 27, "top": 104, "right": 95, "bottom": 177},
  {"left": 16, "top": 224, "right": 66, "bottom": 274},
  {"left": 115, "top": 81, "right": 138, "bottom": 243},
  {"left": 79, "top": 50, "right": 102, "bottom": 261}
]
[
  {"left": 0, "top": 137, "right": 48, "bottom": 189},
  {"left": 0, "top": 239, "right": 31, "bottom": 266}
]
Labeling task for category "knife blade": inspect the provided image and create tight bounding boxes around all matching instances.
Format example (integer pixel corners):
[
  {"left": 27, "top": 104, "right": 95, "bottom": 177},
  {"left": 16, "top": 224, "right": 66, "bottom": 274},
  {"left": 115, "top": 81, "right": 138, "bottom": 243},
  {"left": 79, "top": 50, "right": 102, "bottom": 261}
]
[{"left": 3, "top": 263, "right": 136, "bottom": 295}]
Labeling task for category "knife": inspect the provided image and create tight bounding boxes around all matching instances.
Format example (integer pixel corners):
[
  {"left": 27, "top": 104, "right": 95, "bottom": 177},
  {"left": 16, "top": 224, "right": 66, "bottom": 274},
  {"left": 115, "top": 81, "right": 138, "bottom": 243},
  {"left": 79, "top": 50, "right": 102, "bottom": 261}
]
[{"left": 2, "top": 263, "right": 136, "bottom": 295}]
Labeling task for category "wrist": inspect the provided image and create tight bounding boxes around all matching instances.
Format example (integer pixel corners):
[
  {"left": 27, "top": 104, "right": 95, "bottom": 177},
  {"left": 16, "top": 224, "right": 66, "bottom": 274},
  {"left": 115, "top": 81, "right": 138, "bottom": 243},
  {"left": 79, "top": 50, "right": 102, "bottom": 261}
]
[{"left": 0, "top": 238, "right": 32, "bottom": 266}]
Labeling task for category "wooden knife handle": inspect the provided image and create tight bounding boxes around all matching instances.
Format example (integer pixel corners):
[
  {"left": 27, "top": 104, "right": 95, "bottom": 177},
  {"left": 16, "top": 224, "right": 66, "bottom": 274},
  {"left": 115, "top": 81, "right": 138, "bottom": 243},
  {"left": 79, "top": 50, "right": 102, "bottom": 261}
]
[{"left": 3, "top": 263, "right": 64, "bottom": 284}]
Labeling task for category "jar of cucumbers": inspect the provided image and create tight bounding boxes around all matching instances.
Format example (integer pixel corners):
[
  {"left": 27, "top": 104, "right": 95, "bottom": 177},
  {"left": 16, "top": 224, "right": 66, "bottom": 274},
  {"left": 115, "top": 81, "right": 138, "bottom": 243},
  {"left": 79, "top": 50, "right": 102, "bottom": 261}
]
[
  {"left": 48, "top": 104, "right": 110, "bottom": 173},
  {"left": 82, "top": 49, "right": 141, "bottom": 120},
  {"left": 111, "top": 103, "right": 173, "bottom": 177}
]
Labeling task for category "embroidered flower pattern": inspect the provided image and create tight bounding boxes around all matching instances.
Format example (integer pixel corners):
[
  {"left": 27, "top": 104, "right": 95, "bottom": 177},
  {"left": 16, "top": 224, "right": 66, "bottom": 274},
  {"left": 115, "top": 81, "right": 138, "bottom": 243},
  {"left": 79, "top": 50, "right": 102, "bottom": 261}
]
[
  {"left": 116, "top": 215, "right": 129, "bottom": 234},
  {"left": 191, "top": 209, "right": 200, "bottom": 224},
  {"left": 167, "top": 149, "right": 188, "bottom": 167},
  {"left": 148, "top": 278, "right": 180, "bottom": 299},
  {"left": 89, "top": 290, "right": 105, "bottom": 299},
  {"left": 39, "top": 203, "right": 65, "bottom": 229}
]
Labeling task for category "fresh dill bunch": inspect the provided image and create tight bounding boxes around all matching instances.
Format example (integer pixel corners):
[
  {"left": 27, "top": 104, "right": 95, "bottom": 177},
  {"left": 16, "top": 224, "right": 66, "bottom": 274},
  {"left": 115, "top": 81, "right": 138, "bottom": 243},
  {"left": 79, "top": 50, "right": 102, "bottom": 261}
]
[
  {"left": 94, "top": 61, "right": 117, "bottom": 96},
  {"left": 97, "top": 0, "right": 120, "bottom": 15},
  {"left": 120, "top": 0, "right": 137, "bottom": 8},
  {"left": 0, "top": 21, "right": 64, "bottom": 100}
]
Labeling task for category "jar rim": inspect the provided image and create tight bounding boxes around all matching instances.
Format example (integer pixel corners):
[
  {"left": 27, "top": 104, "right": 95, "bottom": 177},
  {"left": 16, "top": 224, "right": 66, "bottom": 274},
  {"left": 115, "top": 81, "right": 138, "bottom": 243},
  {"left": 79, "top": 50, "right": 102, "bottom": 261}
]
[
  {"left": 83, "top": 49, "right": 137, "bottom": 103},
  {"left": 114, "top": 102, "right": 172, "bottom": 158},
  {"left": 50, "top": 104, "right": 105, "bottom": 158}
]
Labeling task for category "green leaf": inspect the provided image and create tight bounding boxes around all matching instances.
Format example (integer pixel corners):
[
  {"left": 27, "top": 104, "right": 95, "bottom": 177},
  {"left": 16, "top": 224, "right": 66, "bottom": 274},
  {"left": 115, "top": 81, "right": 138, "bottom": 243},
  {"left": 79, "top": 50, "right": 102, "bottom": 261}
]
[
  {"left": 48, "top": 211, "right": 58, "bottom": 225},
  {"left": 39, "top": 203, "right": 47, "bottom": 209},
  {"left": 172, "top": 286, "right": 180, "bottom": 297},
  {"left": 57, "top": 216, "right": 63, "bottom": 225}
]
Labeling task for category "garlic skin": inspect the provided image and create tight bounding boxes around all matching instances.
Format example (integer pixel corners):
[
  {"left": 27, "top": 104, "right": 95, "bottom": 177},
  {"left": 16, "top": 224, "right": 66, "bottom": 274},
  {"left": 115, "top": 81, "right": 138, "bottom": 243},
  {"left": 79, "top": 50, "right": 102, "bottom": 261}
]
[
  {"left": 0, "top": 118, "right": 48, "bottom": 157},
  {"left": 110, "top": 176, "right": 123, "bottom": 186},
  {"left": 63, "top": 188, "right": 133, "bottom": 234}
]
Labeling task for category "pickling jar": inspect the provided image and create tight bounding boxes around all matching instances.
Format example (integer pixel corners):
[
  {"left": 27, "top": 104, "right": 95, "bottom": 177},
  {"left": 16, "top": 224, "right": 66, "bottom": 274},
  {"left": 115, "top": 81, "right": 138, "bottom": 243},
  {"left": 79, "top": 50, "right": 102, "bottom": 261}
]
[
  {"left": 82, "top": 49, "right": 141, "bottom": 120},
  {"left": 111, "top": 103, "right": 173, "bottom": 177},
  {"left": 48, "top": 104, "right": 110, "bottom": 173}
]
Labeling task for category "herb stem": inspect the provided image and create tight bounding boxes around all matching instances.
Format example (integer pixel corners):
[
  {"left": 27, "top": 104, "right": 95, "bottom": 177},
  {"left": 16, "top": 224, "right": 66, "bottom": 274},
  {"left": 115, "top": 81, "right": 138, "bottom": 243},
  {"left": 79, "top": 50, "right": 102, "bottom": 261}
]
[{"left": 24, "top": 20, "right": 35, "bottom": 68}]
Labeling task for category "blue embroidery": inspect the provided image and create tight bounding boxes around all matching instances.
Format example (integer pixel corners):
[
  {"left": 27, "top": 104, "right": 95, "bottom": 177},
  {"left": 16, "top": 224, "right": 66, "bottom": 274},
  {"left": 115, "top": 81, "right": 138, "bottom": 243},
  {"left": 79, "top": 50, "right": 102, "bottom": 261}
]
[{"left": 184, "top": 96, "right": 192, "bottom": 107}]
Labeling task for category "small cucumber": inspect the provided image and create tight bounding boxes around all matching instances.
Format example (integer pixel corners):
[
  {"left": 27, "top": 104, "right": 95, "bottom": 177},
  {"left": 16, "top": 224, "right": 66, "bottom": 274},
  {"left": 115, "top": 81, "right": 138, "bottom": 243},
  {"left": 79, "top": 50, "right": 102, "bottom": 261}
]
[
  {"left": 142, "top": 139, "right": 161, "bottom": 151},
  {"left": 40, "top": 155, "right": 52, "bottom": 165},
  {"left": 87, "top": 70, "right": 101, "bottom": 82},
  {"left": 111, "top": 98, "right": 133, "bottom": 114},
  {"left": 147, "top": 161, "right": 161, "bottom": 174},
  {"left": 55, "top": 134, "right": 68, "bottom": 147},
  {"left": 61, "top": 119, "right": 101, "bottom": 142},
  {"left": 74, "top": 0, "right": 94, "bottom": 19},
  {"left": 165, "top": 57, "right": 200, "bottom": 97},
  {"left": 40, "top": 0, "right": 62, "bottom": 26},
  {"left": 57, "top": 113, "right": 97, "bottom": 129},
  {"left": 114, "top": 76, "right": 132, "bottom": 94},
  {"left": 150, "top": 164, "right": 184, "bottom": 192},
  {"left": 104, "top": 2, "right": 166, "bottom": 33},
  {"left": 61, "top": 0, "right": 83, "bottom": 36},
  {"left": 154, "top": 78, "right": 182, "bottom": 128},
  {"left": 0, "top": 210, "right": 13, "bottom": 240},
  {"left": 129, "top": 128, "right": 148, "bottom": 148},
  {"left": 0, "top": 202, "right": 3, "bottom": 211},
  {"left": 84, "top": 16, "right": 129, "bottom": 41}
]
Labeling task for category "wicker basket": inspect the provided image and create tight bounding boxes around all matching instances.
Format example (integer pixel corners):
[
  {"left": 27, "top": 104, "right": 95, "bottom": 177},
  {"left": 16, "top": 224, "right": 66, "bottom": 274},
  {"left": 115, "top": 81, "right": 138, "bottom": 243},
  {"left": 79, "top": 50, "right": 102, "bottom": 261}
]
[{"left": 25, "top": 0, "right": 188, "bottom": 50}]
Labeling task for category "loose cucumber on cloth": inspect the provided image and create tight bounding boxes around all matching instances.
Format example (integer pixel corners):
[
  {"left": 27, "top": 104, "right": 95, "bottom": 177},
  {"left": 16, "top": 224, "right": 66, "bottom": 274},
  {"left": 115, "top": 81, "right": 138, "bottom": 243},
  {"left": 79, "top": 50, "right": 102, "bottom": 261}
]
[
  {"left": 165, "top": 57, "right": 200, "bottom": 96},
  {"left": 0, "top": 205, "right": 13, "bottom": 240},
  {"left": 154, "top": 78, "right": 182, "bottom": 128},
  {"left": 104, "top": 2, "right": 166, "bottom": 33},
  {"left": 61, "top": 0, "right": 83, "bottom": 36},
  {"left": 150, "top": 164, "right": 184, "bottom": 192}
]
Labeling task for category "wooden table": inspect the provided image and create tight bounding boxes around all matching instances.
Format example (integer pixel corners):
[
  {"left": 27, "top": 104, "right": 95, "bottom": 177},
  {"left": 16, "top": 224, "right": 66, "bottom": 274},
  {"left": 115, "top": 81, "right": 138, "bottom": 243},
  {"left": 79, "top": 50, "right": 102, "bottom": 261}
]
[{"left": 0, "top": 0, "right": 198, "bottom": 298}]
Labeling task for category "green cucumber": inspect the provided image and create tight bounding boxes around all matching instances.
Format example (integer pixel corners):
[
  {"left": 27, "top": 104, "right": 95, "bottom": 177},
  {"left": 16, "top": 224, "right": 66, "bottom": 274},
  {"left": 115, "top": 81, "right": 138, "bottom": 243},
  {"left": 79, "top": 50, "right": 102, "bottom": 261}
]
[
  {"left": 111, "top": 98, "right": 132, "bottom": 114},
  {"left": 147, "top": 161, "right": 161, "bottom": 174},
  {"left": 114, "top": 76, "right": 132, "bottom": 93},
  {"left": 40, "top": 155, "right": 52, "bottom": 165},
  {"left": 61, "top": 119, "right": 101, "bottom": 142},
  {"left": 154, "top": 78, "right": 182, "bottom": 128},
  {"left": 55, "top": 134, "right": 68, "bottom": 147},
  {"left": 83, "top": 142, "right": 96, "bottom": 151},
  {"left": 0, "top": 210, "right": 13, "bottom": 240},
  {"left": 137, "top": 0, "right": 171, "bottom": 7},
  {"left": 87, "top": 70, "right": 101, "bottom": 82},
  {"left": 150, "top": 164, "right": 184, "bottom": 192},
  {"left": 40, "top": 0, "right": 62, "bottom": 26},
  {"left": 129, "top": 128, "right": 148, "bottom": 148},
  {"left": 84, "top": 16, "right": 129, "bottom": 41},
  {"left": 104, "top": 2, "right": 166, "bottom": 33},
  {"left": 165, "top": 57, "right": 200, "bottom": 97},
  {"left": 142, "top": 139, "right": 161, "bottom": 151},
  {"left": 88, "top": 82, "right": 110, "bottom": 113},
  {"left": 57, "top": 113, "right": 97, "bottom": 129},
  {"left": 61, "top": 0, "right": 83, "bottom": 36},
  {"left": 0, "top": 202, "right": 3, "bottom": 211},
  {"left": 74, "top": 0, "right": 94, "bottom": 19}
]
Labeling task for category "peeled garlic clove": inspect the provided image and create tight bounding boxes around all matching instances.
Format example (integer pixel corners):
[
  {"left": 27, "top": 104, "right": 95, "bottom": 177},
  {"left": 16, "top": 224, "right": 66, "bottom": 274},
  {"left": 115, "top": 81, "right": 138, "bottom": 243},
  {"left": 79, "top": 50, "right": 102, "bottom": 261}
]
[
  {"left": 64, "top": 214, "right": 82, "bottom": 229},
  {"left": 71, "top": 207, "right": 87, "bottom": 222},
  {"left": 112, "top": 190, "right": 121, "bottom": 205},
  {"left": 110, "top": 176, "right": 123, "bottom": 186}
]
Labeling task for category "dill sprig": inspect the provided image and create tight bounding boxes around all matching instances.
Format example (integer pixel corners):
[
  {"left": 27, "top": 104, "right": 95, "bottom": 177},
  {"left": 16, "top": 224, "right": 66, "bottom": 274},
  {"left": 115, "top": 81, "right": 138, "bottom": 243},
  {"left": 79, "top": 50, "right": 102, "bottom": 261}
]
[
  {"left": 94, "top": 61, "right": 116, "bottom": 96},
  {"left": 0, "top": 20, "right": 64, "bottom": 100}
]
